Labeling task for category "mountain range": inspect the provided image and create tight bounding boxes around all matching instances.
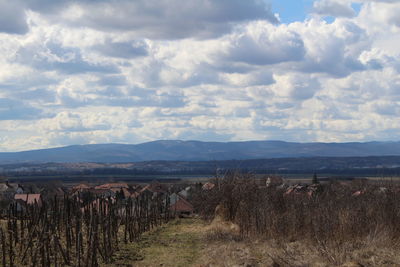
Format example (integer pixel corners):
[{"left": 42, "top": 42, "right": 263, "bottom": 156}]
[{"left": 1, "top": 140, "right": 400, "bottom": 164}]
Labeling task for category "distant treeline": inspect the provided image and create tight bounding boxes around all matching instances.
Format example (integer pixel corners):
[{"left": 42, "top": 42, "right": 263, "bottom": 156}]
[
  {"left": 3, "top": 168, "right": 400, "bottom": 182},
  {"left": 1, "top": 156, "right": 400, "bottom": 178},
  {"left": 83, "top": 167, "right": 399, "bottom": 176}
]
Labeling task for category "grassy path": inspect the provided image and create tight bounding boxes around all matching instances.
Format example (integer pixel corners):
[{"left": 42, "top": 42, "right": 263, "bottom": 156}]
[
  {"left": 99, "top": 217, "right": 400, "bottom": 266},
  {"left": 101, "top": 218, "right": 207, "bottom": 267}
]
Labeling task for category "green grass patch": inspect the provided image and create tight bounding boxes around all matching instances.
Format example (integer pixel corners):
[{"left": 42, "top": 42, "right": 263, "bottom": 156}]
[{"left": 101, "top": 218, "right": 204, "bottom": 267}]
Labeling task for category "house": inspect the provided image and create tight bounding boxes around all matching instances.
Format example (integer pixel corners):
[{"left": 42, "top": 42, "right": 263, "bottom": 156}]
[
  {"left": 0, "top": 182, "right": 24, "bottom": 200},
  {"left": 284, "top": 184, "right": 307, "bottom": 196},
  {"left": 16, "top": 184, "right": 24, "bottom": 194},
  {"left": 87, "top": 189, "right": 116, "bottom": 198},
  {"left": 72, "top": 183, "right": 91, "bottom": 193},
  {"left": 178, "top": 186, "right": 191, "bottom": 198},
  {"left": 169, "top": 193, "right": 181, "bottom": 206},
  {"left": 14, "top": 194, "right": 42, "bottom": 210},
  {"left": 95, "top": 183, "right": 129, "bottom": 190},
  {"left": 41, "top": 187, "right": 67, "bottom": 201},
  {"left": 140, "top": 181, "right": 168, "bottom": 197},
  {"left": 112, "top": 187, "right": 138, "bottom": 200},
  {"left": 121, "top": 188, "right": 133, "bottom": 199},
  {"left": 169, "top": 196, "right": 194, "bottom": 217},
  {"left": 202, "top": 182, "right": 215, "bottom": 191},
  {"left": 266, "top": 176, "right": 283, "bottom": 187}
]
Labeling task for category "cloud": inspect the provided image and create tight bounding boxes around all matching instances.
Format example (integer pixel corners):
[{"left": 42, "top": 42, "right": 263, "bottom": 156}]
[
  {"left": 15, "top": 42, "right": 120, "bottom": 74},
  {"left": 313, "top": 0, "right": 356, "bottom": 18},
  {"left": 221, "top": 69, "right": 275, "bottom": 87},
  {"left": 43, "top": 111, "right": 112, "bottom": 132},
  {"left": 0, "top": 0, "right": 400, "bottom": 151},
  {"left": 96, "top": 75, "right": 127, "bottom": 87},
  {"left": 223, "top": 22, "right": 305, "bottom": 65},
  {"left": 33, "top": 0, "right": 278, "bottom": 39},
  {"left": 289, "top": 19, "right": 369, "bottom": 77},
  {"left": 364, "top": 1, "right": 400, "bottom": 28},
  {"left": 0, "top": 0, "right": 29, "bottom": 34},
  {"left": 270, "top": 73, "right": 321, "bottom": 100},
  {"left": 0, "top": 98, "right": 48, "bottom": 120},
  {"left": 93, "top": 40, "right": 148, "bottom": 58}
]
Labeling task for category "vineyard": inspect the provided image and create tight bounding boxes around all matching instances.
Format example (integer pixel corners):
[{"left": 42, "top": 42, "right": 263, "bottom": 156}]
[{"left": 0, "top": 192, "right": 170, "bottom": 266}]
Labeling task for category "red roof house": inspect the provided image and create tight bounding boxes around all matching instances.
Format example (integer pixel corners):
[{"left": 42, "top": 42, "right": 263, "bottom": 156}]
[
  {"left": 202, "top": 182, "right": 215, "bottom": 190},
  {"left": 95, "top": 183, "right": 129, "bottom": 190},
  {"left": 170, "top": 197, "right": 194, "bottom": 216},
  {"left": 72, "top": 183, "right": 91, "bottom": 193},
  {"left": 14, "top": 194, "right": 42, "bottom": 206}
]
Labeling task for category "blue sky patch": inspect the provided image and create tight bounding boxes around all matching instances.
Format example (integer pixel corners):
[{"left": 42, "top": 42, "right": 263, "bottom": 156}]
[{"left": 269, "top": 0, "right": 314, "bottom": 23}]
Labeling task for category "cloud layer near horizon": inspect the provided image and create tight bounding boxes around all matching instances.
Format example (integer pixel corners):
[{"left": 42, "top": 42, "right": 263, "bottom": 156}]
[{"left": 0, "top": 0, "right": 400, "bottom": 151}]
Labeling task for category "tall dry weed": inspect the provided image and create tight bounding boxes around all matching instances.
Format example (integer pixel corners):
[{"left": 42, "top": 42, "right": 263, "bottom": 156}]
[{"left": 193, "top": 172, "right": 400, "bottom": 265}]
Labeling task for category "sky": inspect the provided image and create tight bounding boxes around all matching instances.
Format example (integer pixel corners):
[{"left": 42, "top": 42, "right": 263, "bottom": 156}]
[{"left": 0, "top": 0, "right": 400, "bottom": 151}]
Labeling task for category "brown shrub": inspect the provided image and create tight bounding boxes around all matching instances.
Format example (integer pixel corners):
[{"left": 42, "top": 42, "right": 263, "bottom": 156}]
[{"left": 193, "top": 172, "right": 400, "bottom": 265}]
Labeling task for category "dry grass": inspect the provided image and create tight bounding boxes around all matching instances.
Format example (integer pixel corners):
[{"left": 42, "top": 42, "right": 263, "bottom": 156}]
[
  {"left": 100, "top": 216, "right": 400, "bottom": 267},
  {"left": 102, "top": 171, "right": 400, "bottom": 266},
  {"left": 101, "top": 218, "right": 207, "bottom": 267},
  {"left": 192, "top": 172, "right": 400, "bottom": 266}
]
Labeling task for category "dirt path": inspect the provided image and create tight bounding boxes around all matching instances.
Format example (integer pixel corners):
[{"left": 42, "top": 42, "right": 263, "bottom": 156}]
[
  {"left": 100, "top": 217, "right": 294, "bottom": 267},
  {"left": 102, "top": 218, "right": 280, "bottom": 267},
  {"left": 101, "top": 218, "right": 208, "bottom": 267}
]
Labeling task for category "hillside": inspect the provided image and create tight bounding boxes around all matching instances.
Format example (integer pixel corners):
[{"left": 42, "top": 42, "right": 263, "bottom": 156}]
[{"left": 1, "top": 140, "right": 400, "bottom": 164}]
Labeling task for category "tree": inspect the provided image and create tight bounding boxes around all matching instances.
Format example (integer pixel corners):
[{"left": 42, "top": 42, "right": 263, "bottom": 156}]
[{"left": 312, "top": 172, "right": 319, "bottom": 184}]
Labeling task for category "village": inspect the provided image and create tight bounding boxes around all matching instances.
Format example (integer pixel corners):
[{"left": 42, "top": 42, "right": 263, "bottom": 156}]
[
  {"left": 0, "top": 179, "right": 199, "bottom": 217},
  {"left": 0, "top": 174, "right": 390, "bottom": 216},
  {"left": 0, "top": 176, "right": 285, "bottom": 214}
]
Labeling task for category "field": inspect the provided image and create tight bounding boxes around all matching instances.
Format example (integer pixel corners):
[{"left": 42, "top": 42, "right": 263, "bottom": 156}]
[{"left": 1, "top": 172, "right": 400, "bottom": 266}]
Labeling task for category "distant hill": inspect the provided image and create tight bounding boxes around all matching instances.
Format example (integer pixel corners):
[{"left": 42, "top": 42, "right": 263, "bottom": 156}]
[
  {"left": 0, "top": 140, "right": 400, "bottom": 164},
  {"left": 1, "top": 140, "right": 400, "bottom": 164}
]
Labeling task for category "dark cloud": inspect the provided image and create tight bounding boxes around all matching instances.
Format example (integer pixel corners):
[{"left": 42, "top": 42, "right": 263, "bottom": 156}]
[
  {"left": 372, "top": 101, "right": 400, "bottom": 116},
  {"left": 93, "top": 40, "right": 148, "bottom": 58},
  {"left": 0, "top": 1, "right": 29, "bottom": 34},
  {"left": 39, "top": 0, "right": 278, "bottom": 39},
  {"left": 99, "top": 90, "right": 186, "bottom": 108},
  {"left": 0, "top": 73, "right": 57, "bottom": 95},
  {"left": 0, "top": 98, "right": 47, "bottom": 120},
  {"left": 53, "top": 60, "right": 119, "bottom": 74},
  {"left": 244, "top": 71, "right": 275, "bottom": 87},
  {"left": 13, "top": 88, "right": 57, "bottom": 103},
  {"left": 301, "top": 56, "right": 365, "bottom": 77},
  {"left": 0, "top": 0, "right": 278, "bottom": 38},
  {"left": 313, "top": 0, "right": 355, "bottom": 18},
  {"left": 210, "top": 62, "right": 254, "bottom": 74},
  {"left": 57, "top": 84, "right": 186, "bottom": 109},
  {"left": 96, "top": 75, "right": 127, "bottom": 87}
]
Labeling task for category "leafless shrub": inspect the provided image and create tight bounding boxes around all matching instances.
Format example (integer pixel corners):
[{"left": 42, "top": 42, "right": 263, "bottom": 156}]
[
  {"left": 194, "top": 172, "right": 400, "bottom": 265},
  {"left": 204, "top": 227, "right": 243, "bottom": 242}
]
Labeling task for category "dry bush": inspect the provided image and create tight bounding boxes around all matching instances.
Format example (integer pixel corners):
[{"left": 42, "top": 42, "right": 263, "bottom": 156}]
[
  {"left": 204, "top": 226, "right": 243, "bottom": 242},
  {"left": 194, "top": 172, "right": 400, "bottom": 265}
]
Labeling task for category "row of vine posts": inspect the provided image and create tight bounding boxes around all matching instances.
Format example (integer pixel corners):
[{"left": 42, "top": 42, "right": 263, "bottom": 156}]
[{"left": 0, "top": 191, "right": 170, "bottom": 266}]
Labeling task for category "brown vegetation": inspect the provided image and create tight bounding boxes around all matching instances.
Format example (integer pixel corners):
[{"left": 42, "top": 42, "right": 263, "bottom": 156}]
[{"left": 193, "top": 172, "right": 400, "bottom": 265}]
